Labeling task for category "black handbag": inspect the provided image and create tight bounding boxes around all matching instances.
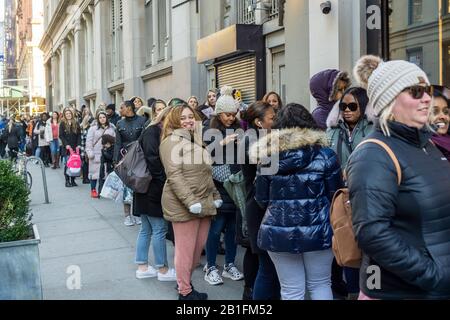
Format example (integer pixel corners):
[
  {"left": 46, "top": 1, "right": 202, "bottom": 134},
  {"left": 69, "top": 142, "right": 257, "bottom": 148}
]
[{"left": 114, "top": 138, "right": 152, "bottom": 194}]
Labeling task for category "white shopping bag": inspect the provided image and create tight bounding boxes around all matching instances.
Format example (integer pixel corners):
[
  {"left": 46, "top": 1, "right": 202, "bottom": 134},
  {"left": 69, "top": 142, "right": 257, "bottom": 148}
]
[{"left": 100, "top": 172, "right": 124, "bottom": 200}]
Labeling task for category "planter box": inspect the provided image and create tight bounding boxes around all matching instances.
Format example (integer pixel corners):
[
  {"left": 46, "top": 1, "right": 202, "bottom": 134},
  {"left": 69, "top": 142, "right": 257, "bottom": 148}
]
[{"left": 0, "top": 225, "right": 43, "bottom": 300}]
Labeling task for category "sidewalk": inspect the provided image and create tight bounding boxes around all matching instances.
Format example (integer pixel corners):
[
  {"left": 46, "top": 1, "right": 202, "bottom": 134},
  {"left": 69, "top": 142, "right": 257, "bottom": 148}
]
[{"left": 28, "top": 164, "right": 244, "bottom": 300}]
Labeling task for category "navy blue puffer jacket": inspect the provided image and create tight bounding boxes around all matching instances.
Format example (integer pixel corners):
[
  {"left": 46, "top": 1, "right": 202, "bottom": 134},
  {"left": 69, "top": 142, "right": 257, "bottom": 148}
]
[{"left": 250, "top": 128, "right": 343, "bottom": 254}]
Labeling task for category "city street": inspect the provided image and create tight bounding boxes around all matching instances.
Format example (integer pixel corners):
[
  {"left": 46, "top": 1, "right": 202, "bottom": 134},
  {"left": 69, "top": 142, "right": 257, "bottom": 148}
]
[{"left": 28, "top": 164, "right": 243, "bottom": 300}]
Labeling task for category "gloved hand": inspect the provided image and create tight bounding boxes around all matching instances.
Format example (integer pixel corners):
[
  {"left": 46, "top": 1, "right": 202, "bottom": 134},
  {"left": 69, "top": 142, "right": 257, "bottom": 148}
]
[
  {"left": 189, "top": 203, "right": 202, "bottom": 215},
  {"left": 214, "top": 200, "right": 223, "bottom": 209}
]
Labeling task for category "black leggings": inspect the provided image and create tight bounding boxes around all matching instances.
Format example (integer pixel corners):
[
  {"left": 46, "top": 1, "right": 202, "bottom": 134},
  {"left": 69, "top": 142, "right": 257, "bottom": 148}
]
[{"left": 243, "top": 247, "right": 259, "bottom": 289}]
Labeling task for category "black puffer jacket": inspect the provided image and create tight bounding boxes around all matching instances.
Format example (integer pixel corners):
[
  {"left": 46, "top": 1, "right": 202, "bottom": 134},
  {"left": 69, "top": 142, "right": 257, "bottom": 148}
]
[
  {"left": 347, "top": 121, "right": 450, "bottom": 300},
  {"left": 113, "top": 115, "right": 146, "bottom": 162}
]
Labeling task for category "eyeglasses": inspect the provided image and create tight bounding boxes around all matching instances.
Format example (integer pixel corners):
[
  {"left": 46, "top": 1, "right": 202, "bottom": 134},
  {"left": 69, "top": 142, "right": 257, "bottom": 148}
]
[
  {"left": 339, "top": 102, "right": 359, "bottom": 112},
  {"left": 402, "top": 86, "right": 433, "bottom": 100}
]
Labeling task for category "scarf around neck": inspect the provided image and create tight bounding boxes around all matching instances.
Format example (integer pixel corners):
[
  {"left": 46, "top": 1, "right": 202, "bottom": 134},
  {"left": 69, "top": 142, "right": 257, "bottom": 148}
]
[{"left": 432, "top": 134, "right": 450, "bottom": 161}]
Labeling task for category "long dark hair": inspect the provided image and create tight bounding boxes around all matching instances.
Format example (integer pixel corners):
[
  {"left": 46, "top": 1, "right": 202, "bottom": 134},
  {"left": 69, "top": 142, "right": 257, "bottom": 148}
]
[
  {"left": 242, "top": 101, "right": 273, "bottom": 129},
  {"left": 433, "top": 88, "right": 450, "bottom": 105},
  {"left": 210, "top": 114, "right": 241, "bottom": 131},
  {"left": 96, "top": 111, "right": 111, "bottom": 129},
  {"left": 263, "top": 91, "right": 283, "bottom": 109},
  {"left": 274, "top": 103, "right": 319, "bottom": 130}
]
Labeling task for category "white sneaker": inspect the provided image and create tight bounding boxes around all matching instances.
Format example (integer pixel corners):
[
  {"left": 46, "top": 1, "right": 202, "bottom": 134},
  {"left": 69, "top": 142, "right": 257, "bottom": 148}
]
[
  {"left": 204, "top": 266, "right": 224, "bottom": 285},
  {"left": 134, "top": 216, "right": 142, "bottom": 225},
  {"left": 136, "top": 265, "right": 158, "bottom": 279},
  {"left": 124, "top": 216, "right": 135, "bottom": 226},
  {"left": 157, "top": 268, "right": 177, "bottom": 282},
  {"left": 222, "top": 263, "right": 244, "bottom": 281}
]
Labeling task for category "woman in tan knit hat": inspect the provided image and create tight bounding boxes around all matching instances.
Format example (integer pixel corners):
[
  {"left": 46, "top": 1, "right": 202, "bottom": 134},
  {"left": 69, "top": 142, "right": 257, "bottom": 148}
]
[{"left": 347, "top": 55, "right": 450, "bottom": 300}]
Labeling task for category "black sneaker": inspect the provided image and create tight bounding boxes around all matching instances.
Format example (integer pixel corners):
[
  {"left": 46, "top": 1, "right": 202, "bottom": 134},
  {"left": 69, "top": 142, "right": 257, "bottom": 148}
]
[
  {"left": 71, "top": 180, "right": 78, "bottom": 187},
  {"left": 178, "top": 289, "right": 208, "bottom": 301}
]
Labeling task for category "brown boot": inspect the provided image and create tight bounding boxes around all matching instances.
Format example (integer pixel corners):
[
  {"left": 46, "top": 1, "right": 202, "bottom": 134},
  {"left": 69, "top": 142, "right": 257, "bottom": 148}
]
[
  {"left": 56, "top": 154, "right": 61, "bottom": 168},
  {"left": 51, "top": 155, "right": 57, "bottom": 169}
]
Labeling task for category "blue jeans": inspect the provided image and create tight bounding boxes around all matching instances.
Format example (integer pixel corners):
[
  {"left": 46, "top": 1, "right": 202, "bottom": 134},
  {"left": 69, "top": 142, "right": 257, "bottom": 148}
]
[
  {"left": 269, "top": 249, "right": 334, "bottom": 300},
  {"left": 35, "top": 147, "right": 41, "bottom": 159},
  {"left": 253, "top": 252, "right": 281, "bottom": 300},
  {"left": 205, "top": 213, "right": 237, "bottom": 267},
  {"left": 135, "top": 215, "right": 169, "bottom": 268},
  {"left": 50, "top": 139, "right": 60, "bottom": 156}
]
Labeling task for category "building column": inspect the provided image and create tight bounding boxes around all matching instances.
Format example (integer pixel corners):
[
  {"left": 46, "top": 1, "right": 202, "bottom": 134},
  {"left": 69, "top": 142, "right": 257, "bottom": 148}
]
[
  {"left": 122, "top": 0, "right": 145, "bottom": 99},
  {"left": 93, "top": 0, "right": 111, "bottom": 105},
  {"left": 73, "top": 19, "right": 84, "bottom": 109},
  {"left": 171, "top": 0, "right": 204, "bottom": 99},
  {"left": 59, "top": 40, "right": 68, "bottom": 106},
  {"left": 82, "top": 10, "right": 94, "bottom": 91},
  {"left": 285, "top": 0, "right": 310, "bottom": 108},
  {"left": 50, "top": 54, "right": 58, "bottom": 109}
]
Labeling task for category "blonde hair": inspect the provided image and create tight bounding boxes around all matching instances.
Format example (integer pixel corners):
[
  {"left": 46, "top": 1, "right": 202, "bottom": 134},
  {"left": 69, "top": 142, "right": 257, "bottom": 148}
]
[
  {"left": 187, "top": 96, "right": 199, "bottom": 106},
  {"left": 161, "top": 104, "right": 202, "bottom": 141},
  {"left": 378, "top": 101, "right": 396, "bottom": 137},
  {"left": 148, "top": 105, "right": 172, "bottom": 128}
]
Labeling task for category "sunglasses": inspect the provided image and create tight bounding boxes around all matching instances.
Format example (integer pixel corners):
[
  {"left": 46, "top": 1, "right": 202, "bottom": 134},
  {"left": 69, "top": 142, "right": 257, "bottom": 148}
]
[
  {"left": 339, "top": 102, "right": 359, "bottom": 112},
  {"left": 403, "top": 86, "right": 433, "bottom": 100}
]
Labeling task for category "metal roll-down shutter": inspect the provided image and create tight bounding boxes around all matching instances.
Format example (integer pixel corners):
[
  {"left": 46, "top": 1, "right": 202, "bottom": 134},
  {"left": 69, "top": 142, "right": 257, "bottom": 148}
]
[{"left": 217, "top": 55, "right": 257, "bottom": 105}]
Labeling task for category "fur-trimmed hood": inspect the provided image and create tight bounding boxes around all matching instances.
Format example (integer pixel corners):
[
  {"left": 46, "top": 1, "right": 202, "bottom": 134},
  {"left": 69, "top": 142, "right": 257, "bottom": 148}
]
[
  {"left": 310, "top": 70, "right": 351, "bottom": 107},
  {"left": 249, "top": 127, "right": 329, "bottom": 163},
  {"left": 326, "top": 101, "right": 376, "bottom": 128}
]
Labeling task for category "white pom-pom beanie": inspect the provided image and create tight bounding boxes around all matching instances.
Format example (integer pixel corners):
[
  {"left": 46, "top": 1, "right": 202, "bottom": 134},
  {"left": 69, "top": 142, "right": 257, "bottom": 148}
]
[
  {"left": 354, "top": 55, "right": 430, "bottom": 116},
  {"left": 214, "top": 86, "right": 239, "bottom": 115}
]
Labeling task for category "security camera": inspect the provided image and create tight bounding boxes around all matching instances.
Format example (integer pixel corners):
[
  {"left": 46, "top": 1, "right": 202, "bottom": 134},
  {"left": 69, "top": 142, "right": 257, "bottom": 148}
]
[{"left": 320, "top": 1, "right": 332, "bottom": 14}]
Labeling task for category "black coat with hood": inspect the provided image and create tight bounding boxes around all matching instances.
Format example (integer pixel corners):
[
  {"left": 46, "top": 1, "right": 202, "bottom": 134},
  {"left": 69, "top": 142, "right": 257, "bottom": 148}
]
[
  {"left": 347, "top": 121, "right": 450, "bottom": 300},
  {"left": 133, "top": 124, "right": 166, "bottom": 218},
  {"left": 113, "top": 115, "right": 146, "bottom": 162},
  {"left": 251, "top": 127, "right": 343, "bottom": 254}
]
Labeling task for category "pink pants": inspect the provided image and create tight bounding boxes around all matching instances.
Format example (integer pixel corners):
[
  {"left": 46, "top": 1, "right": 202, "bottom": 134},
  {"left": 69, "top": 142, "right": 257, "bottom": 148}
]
[
  {"left": 172, "top": 218, "right": 211, "bottom": 296},
  {"left": 358, "top": 291, "right": 378, "bottom": 300}
]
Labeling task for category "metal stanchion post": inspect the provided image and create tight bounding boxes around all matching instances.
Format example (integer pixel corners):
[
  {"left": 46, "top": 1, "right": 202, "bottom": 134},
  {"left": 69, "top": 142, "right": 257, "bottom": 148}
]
[{"left": 26, "top": 156, "right": 50, "bottom": 204}]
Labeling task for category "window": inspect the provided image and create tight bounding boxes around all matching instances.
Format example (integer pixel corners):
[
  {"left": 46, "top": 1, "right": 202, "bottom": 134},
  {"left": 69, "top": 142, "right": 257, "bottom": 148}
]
[
  {"left": 407, "top": 48, "right": 423, "bottom": 69},
  {"left": 386, "top": 0, "right": 449, "bottom": 85},
  {"left": 145, "top": 0, "right": 171, "bottom": 66},
  {"left": 158, "top": 0, "right": 167, "bottom": 61},
  {"left": 111, "top": 0, "right": 124, "bottom": 80},
  {"left": 409, "top": 0, "right": 423, "bottom": 24}
]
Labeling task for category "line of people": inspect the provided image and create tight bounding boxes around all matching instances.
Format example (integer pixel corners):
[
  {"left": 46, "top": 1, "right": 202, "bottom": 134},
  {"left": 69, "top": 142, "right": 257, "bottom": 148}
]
[{"left": 2, "top": 53, "right": 450, "bottom": 301}]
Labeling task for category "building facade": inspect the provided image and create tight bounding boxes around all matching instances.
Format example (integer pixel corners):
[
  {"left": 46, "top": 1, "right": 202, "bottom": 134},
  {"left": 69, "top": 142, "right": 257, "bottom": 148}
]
[
  {"left": 39, "top": 0, "right": 450, "bottom": 114},
  {"left": 4, "top": 0, "right": 16, "bottom": 82},
  {"left": 16, "top": 0, "right": 46, "bottom": 113}
]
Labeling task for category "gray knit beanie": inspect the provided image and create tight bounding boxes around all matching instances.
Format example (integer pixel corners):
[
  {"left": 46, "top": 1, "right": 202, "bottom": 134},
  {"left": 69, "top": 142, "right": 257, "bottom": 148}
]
[
  {"left": 354, "top": 55, "right": 430, "bottom": 116},
  {"left": 214, "top": 86, "right": 239, "bottom": 115}
]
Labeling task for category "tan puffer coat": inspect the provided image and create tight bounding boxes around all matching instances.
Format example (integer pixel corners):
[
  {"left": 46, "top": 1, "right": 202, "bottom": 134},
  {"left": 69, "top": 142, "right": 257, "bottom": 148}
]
[{"left": 159, "top": 128, "right": 221, "bottom": 222}]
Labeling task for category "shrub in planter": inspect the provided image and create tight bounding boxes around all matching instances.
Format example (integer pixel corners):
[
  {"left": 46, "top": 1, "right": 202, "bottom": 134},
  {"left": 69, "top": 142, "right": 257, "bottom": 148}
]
[{"left": 0, "top": 160, "right": 32, "bottom": 243}]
